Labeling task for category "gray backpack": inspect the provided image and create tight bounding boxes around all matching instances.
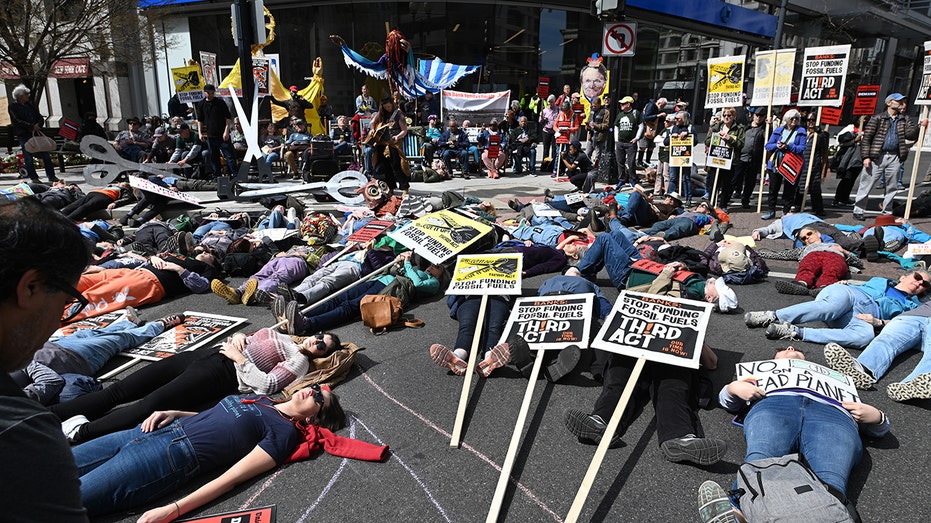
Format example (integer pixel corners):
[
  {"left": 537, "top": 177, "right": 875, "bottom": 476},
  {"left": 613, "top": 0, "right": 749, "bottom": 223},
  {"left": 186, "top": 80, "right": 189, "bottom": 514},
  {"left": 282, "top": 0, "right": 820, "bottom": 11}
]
[{"left": 736, "top": 454, "right": 857, "bottom": 523}]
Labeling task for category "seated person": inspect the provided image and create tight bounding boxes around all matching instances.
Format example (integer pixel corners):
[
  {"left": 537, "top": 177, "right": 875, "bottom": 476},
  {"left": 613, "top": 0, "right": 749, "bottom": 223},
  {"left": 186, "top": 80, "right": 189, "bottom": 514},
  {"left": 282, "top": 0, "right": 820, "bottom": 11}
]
[
  {"left": 52, "top": 327, "right": 342, "bottom": 444},
  {"left": 111, "top": 116, "right": 150, "bottom": 162},
  {"left": 421, "top": 115, "right": 443, "bottom": 164},
  {"left": 429, "top": 295, "right": 513, "bottom": 378},
  {"left": 262, "top": 122, "right": 286, "bottom": 170},
  {"left": 745, "top": 270, "right": 931, "bottom": 348},
  {"left": 168, "top": 123, "right": 202, "bottom": 173},
  {"left": 10, "top": 308, "right": 184, "bottom": 405},
  {"left": 440, "top": 119, "right": 471, "bottom": 176},
  {"left": 59, "top": 182, "right": 132, "bottom": 222},
  {"left": 564, "top": 262, "right": 728, "bottom": 465},
  {"left": 144, "top": 126, "right": 174, "bottom": 163},
  {"left": 703, "top": 346, "right": 889, "bottom": 522},
  {"left": 480, "top": 120, "right": 508, "bottom": 179},
  {"left": 230, "top": 117, "right": 248, "bottom": 159},
  {"left": 824, "top": 299, "right": 931, "bottom": 402},
  {"left": 563, "top": 140, "right": 595, "bottom": 193},
  {"left": 509, "top": 116, "right": 539, "bottom": 175},
  {"left": 283, "top": 119, "right": 313, "bottom": 177},
  {"left": 640, "top": 201, "right": 714, "bottom": 241},
  {"left": 330, "top": 115, "right": 355, "bottom": 156}
]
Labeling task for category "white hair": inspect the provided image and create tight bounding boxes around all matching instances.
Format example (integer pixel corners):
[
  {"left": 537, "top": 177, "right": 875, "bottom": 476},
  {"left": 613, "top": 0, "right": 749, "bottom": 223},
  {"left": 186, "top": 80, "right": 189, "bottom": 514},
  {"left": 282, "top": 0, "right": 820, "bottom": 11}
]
[{"left": 12, "top": 84, "right": 30, "bottom": 99}]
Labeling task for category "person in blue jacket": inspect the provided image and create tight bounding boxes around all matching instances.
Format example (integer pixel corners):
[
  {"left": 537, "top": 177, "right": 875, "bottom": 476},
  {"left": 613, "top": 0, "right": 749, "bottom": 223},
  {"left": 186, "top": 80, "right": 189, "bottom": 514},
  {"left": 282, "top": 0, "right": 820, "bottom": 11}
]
[{"left": 762, "top": 109, "right": 807, "bottom": 220}]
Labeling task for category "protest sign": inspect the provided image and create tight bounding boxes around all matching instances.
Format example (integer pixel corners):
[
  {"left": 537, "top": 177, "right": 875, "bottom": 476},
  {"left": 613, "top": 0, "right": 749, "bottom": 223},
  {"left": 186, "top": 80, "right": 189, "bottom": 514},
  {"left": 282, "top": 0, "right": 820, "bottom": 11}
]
[
  {"left": 530, "top": 201, "right": 561, "bottom": 217},
  {"left": 123, "top": 311, "right": 247, "bottom": 361},
  {"left": 389, "top": 209, "right": 493, "bottom": 264},
  {"left": 178, "top": 505, "right": 276, "bottom": 523},
  {"left": 670, "top": 135, "right": 693, "bottom": 168},
  {"left": 592, "top": 291, "right": 713, "bottom": 369},
  {"left": 346, "top": 219, "right": 394, "bottom": 243},
  {"left": 253, "top": 57, "right": 270, "bottom": 97},
  {"left": 500, "top": 294, "right": 593, "bottom": 349},
  {"left": 798, "top": 44, "right": 851, "bottom": 107},
  {"left": 916, "top": 41, "right": 931, "bottom": 106},
  {"left": 705, "top": 55, "right": 745, "bottom": 109},
  {"left": 706, "top": 133, "right": 734, "bottom": 170},
  {"left": 907, "top": 243, "right": 931, "bottom": 257},
  {"left": 173, "top": 64, "right": 205, "bottom": 104},
  {"left": 735, "top": 358, "right": 860, "bottom": 405},
  {"left": 199, "top": 51, "right": 218, "bottom": 90},
  {"left": 446, "top": 254, "right": 522, "bottom": 296},
  {"left": 53, "top": 312, "right": 123, "bottom": 340},
  {"left": 854, "top": 84, "right": 881, "bottom": 115},
  {"left": 538, "top": 76, "right": 550, "bottom": 98},
  {"left": 750, "top": 49, "right": 796, "bottom": 107},
  {"left": 129, "top": 175, "right": 202, "bottom": 205},
  {"left": 821, "top": 97, "right": 844, "bottom": 125}
]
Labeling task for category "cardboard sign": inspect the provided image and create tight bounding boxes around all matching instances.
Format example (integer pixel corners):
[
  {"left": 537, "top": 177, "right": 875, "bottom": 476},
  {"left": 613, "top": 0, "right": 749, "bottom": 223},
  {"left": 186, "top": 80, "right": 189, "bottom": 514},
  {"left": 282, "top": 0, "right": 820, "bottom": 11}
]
[
  {"left": 906, "top": 242, "right": 931, "bottom": 257},
  {"left": 129, "top": 175, "right": 202, "bottom": 205},
  {"left": 173, "top": 64, "right": 205, "bottom": 104},
  {"left": 538, "top": 76, "right": 550, "bottom": 98},
  {"left": 798, "top": 44, "right": 851, "bottom": 107},
  {"left": 446, "top": 254, "right": 523, "bottom": 296},
  {"left": 591, "top": 291, "right": 713, "bottom": 369},
  {"left": 346, "top": 219, "right": 394, "bottom": 243},
  {"left": 736, "top": 358, "right": 860, "bottom": 405},
  {"left": 670, "top": 135, "right": 693, "bottom": 168},
  {"left": 177, "top": 505, "right": 276, "bottom": 523},
  {"left": 123, "top": 311, "right": 247, "bottom": 361},
  {"left": 821, "top": 98, "right": 844, "bottom": 125},
  {"left": 252, "top": 57, "right": 270, "bottom": 97},
  {"left": 52, "top": 312, "right": 123, "bottom": 340},
  {"left": 199, "top": 51, "right": 219, "bottom": 91},
  {"left": 750, "top": 49, "right": 795, "bottom": 107},
  {"left": 389, "top": 210, "right": 493, "bottom": 264},
  {"left": 705, "top": 55, "right": 745, "bottom": 109},
  {"left": 499, "top": 294, "right": 594, "bottom": 350},
  {"left": 915, "top": 41, "right": 931, "bottom": 106},
  {"left": 854, "top": 84, "right": 881, "bottom": 115},
  {"left": 530, "top": 201, "right": 561, "bottom": 217},
  {"left": 706, "top": 133, "right": 734, "bottom": 170}
]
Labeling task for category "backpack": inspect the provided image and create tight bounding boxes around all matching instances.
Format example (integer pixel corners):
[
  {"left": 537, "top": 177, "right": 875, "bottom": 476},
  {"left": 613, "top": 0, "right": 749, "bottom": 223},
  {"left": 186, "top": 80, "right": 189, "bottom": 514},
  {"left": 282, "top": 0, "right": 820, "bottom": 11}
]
[
  {"left": 222, "top": 252, "right": 261, "bottom": 276},
  {"left": 735, "top": 454, "right": 858, "bottom": 523},
  {"left": 169, "top": 213, "right": 194, "bottom": 233},
  {"left": 300, "top": 213, "right": 339, "bottom": 245},
  {"left": 359, "top": 294, "right": 424, "bottom": 335}
]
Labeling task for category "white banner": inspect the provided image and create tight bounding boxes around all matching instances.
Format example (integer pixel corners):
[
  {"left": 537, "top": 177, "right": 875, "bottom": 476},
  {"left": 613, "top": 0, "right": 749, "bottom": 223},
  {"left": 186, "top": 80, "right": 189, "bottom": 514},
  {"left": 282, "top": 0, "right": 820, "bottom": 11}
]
[
  {"left": 441, "top": 90, "right": 511, "bottom": 113},
  {"left": 129, "top": 175, "right": 202, "bottom": 205},
  {"left": 750, "top": 49, "right": 796, "bottom": 107},
  {"left": 798, "top": 44, "right": 851, "bottom": 107},
  {"left": 735, "top": 358, "right": 860, "bottom": 405}
]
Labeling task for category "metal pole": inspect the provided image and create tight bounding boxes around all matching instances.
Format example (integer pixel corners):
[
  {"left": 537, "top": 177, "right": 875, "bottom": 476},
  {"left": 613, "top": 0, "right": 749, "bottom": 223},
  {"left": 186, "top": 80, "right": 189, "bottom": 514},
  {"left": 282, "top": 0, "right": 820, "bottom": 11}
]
[
  {"left": 234, "top": 0, "right": 255, "bottom": 116},
  {"left": 773, "top": 0, "right": 789, "bottom": 49}
]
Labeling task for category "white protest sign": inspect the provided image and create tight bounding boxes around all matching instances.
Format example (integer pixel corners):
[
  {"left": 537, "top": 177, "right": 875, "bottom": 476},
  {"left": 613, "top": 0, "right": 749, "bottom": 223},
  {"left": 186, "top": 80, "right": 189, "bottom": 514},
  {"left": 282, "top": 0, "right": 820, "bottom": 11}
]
[
  {"left": 499, "top": 294, "right": 594, "bottom": 350},
  {"left": 446, "top": 254, "right": 522, "bottom": 296},
  {"left": 591, "top": 291, "right": 713, "bottom": 369},
  {"left": 798, "top": 44, "right": 851, "bottom": 107},
  {"left": 750, "top": 49, "right": 796, "bottom": 107},
  {"left": 129, "top": 175, "right": 202, "bottom": 205},
  {"left": 916, "top": 41, "right": 931, "bottom": 106},
  {"left": 735, "top": 358, "right": 860, "bottom": 405}
]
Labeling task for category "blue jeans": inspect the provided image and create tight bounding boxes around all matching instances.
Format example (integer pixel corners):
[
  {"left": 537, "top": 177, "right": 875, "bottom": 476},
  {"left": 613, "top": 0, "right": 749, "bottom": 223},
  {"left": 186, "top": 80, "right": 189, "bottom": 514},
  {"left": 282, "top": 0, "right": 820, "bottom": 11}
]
[
  {"left": 513, "top": 146, "right": 537, "bottom": 174},
  {"left": 362, "top": 144, "right": 374, "bottom": 174},
  {"left": 743, "top": 394, "right": 862, "bottom": 496},
  {"left": 776, "top": 284, "right": 877, "bottom": 348},
  {"left": 577, "top": 222, "right": 641, "bottom": 289},
  {"left": 669, "top": 166, "right": 692, "bottom": 200},
  {"left": 454, "top": 296, "right": 511, "bottom": 353},
  {"left": 193, "top": 221, "right": 232, "bottom": 242},
  {"left": 301, "top": 280, "right": 386, "bottom": 334},
  {"left": 644, "top": 217, "right": 697, "bottom": 240},
  {"left": 257, "top": 209, "right": 294, "bottom": 230},
  {"left": 858, "top": 314, "right": 931, "bottom": 382},
  {"left": 73, "top": 420, "right": 200, "bottom": 515},
  {"left": 619, "top": 191, "right": 655, "bottom": 227},
  {"left": 57, "top": 318, "right": 163, "bottom": 373},
  {"left": 18, "top": 135, "right": 56, "bottom": 180}
]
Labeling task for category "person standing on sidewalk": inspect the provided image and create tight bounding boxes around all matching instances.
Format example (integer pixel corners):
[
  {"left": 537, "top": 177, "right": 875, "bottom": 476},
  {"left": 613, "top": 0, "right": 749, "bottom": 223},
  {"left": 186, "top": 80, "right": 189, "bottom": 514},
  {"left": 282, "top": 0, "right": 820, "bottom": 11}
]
[
  {"left": 614, "top": 95, "right": 643, "bottom": 187},
  {"left": 852, "top": 93, "right": 927, "bottom": 221},
  {"left": 8, "top": 84, "right": 58, "bottom": 183}
]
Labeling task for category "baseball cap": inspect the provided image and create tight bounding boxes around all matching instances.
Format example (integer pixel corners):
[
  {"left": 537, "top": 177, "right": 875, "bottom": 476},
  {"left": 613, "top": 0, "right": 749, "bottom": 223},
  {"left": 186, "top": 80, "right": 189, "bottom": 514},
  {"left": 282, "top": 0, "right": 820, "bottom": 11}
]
[
  {"left": 885, "top": 93, "right": 905, "bottom": 103},
  {"left": 289, "top": 85, "right": 298, "bottom": 92},
  {"left": 153, "top": 126, "right": 166, "bottom": 137},
  {"left": 713, "top": 278, "right": 738, "bottom": 313},
  {"left": 620, "top": 96, "right": 634, "bottom": 104},
  {"left": 177, "top": 122, "right": 190, "bottom": 130}
]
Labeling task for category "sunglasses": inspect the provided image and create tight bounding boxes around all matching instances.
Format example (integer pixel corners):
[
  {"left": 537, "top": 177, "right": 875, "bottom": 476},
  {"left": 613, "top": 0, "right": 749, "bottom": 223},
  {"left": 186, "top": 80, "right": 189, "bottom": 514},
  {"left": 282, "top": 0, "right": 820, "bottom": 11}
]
[
  {"left": 800, "top": 230, "right": 816, "bottom": 240},
  {"left": 52, "top": 279, "right": 90, "bottom": 322},
  {"left": 308, "top": 384, "right": 325, "bottom": 407},
  {"left": 913, "top": 273, "right": 931, "bottom": 289},
  {"left": 723, "top": 114, "right": 734, "bottom": 118}
]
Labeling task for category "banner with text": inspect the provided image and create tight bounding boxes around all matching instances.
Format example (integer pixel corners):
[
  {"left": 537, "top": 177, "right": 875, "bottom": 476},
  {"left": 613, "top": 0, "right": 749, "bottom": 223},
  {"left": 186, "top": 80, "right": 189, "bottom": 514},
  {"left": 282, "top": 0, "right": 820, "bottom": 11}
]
[
  {"left": 750, "top": 49, "right": 795, "bottom": 107},
  {"left": 124, "top": 311, "right": 247, "bottom": 361},
  {"left": 446, "top": 254, "right": 522, "bottom": 296},
  {"left": 854, "top": 84, "right": 881, "bottom": 115},
  {"left": 129, "top": 175, "right": 202, "bottom": 205},
  {"left": 705, "top": 55, "right": 745, "bottom": 109},
  {"left": 592, "top": 291, "right": 713, "bottom": 369},
  {"left": 915, "top": 41, "right": 931, "bottom": 106},
  {"left": 798, "top": 44, "right": 851, "bottom": 107},
  {"left": 441, "top": 89, "right": 511, "bottom": 125},
  {"left": 736, "top": 358, "right": 860, "bottom": 405},
  {"left": 499, "top": 294, "right": 594, "bottom": 350},
  {"left": 670, "top": 135, "right": 693, "bottom": 168},
  {"left": 706, "top": 133, "right": 734, "bottom": 170},
  {"left": 173, "top": 64, "right": 205, "bottom": 104},
  {"left": 346, "top": 220, "right": 394, "bottom": 243},
  {"left": 199, "top": 52, "right": 219, "bottom": 91},
  {"left": 390, "top": 210, "right": 493, "bottom": 265},
  {"left": 253, "top": 57, "right": 270, "bottom": 97}
]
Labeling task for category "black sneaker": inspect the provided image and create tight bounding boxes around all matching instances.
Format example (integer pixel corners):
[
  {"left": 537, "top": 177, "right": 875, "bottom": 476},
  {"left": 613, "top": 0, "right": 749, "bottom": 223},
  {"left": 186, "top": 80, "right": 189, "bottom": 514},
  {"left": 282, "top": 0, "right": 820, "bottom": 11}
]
[
  {"left": 277, "top": 282, "right": 296, "bottom": 303},
  {"left": 507, "top": 335, "right": 534, "bottom": 378},
  {"left": 774, "top": 280, "right": 810, "bottom": 295},
  {"left": 545, "top": 345, "right": 581, "bottom": 383},
  {"left": 660, "top": 435, "right": 727, "bottom": 465},
  {"left": 563, "top": 409, "right": 623, "bottom": 447},
  {"left": 284, "top": 300, "right": 307, "bottom": 336},
  {"left": 508, "top": 199, "right": 522, "bottom": 212},
  {"left": 862, "top": 235, "right": 880, "bottom": 262}
]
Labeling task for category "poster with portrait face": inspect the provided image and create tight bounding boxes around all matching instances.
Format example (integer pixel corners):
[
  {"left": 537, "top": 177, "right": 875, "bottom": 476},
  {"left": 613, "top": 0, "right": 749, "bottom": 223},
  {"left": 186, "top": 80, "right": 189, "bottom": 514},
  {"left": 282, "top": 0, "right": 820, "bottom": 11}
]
[{"left": 579, "top": 54, "right": 611, "bottom": 123}]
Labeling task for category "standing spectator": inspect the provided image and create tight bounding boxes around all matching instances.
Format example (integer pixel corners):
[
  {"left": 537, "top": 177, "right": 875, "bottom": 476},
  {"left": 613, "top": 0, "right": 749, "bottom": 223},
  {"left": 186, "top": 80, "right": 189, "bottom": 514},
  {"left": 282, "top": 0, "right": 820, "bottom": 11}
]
[
  {"left": 9, "top": 85, "right": 58, "bottom": 183},
  {"left": 831, "top": 123, "right": 863, "bottom": 207},
  {"left": 272, "top": 85, "right": 315, "bottom": 126},
  {"left": 0, "top": 198, "right": 92, "bottom": 521},
  {"left": 509, "top": 116, "right": 539, "bottom": 176},
  {"left": 76, "top": 112, "right": 107, "bottom": 142},
  {"left": 638, "top": 97, "right": 667, "bottom": 168},
  {"left": 369, "top": 96, "right": 410, "bottom": 193},
  {"left": 586, "top": 96, "right": 610, "bottom": 168},
  {"left": 793, "top": 114, "right": 829, "bottom": 217},
  {"left": 195, "top": 84, "right": 238, "bottom": 177},
  {"left": 762, "top": 109, "right": 807, "bottom": 220},
  {"left": 570, "top": 92, "right": 585, "bottom": 143},
  {"left": 553, "top": 101, "right": 580, "bottom": 176},
  {"left": 556, "top": 84, "right": 571, "bottom": 108},
  {"left": 852, "top": 93, "right": 927, "bottom": 221},
  {"left": 419, "top": 91, "right": 440, "bottom": 125},
  {"left": 703, "top": 106, "right": 745, "bottom": 211},
  {"left": 614, "top": 95, "right": 643, "bottom": 187},
  {"left": 654, "top": 114, "right": 676, "bottom": 196},
  {"left": 666, "top": 111, "right": 694, "bottom": 204},
  {"left": 355, "top": 84, "right": 376, "bottom": 116},
  {"left": 166, "top": 93, "right": 191, "bottom": 119},
  {"left": 735, "top": 109, "right": 767, "bottom": 209},
  {"left": 539, "top": 94, "right": 559, "bottom": 161}
]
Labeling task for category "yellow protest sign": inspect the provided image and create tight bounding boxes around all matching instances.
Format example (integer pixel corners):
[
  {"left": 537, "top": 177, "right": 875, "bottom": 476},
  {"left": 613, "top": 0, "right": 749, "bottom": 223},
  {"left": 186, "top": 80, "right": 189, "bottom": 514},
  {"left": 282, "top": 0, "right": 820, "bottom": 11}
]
[
  {"left": 750, "top": 49, "right": 796, "bottom": 107},
  {"left": 705, "top": 55, "right": 745, "bottom": 109},
  {"left": 172, "top": 64, "right": 205, "bottom": 103},
  {"left": 389, "top": 210, "right": 493, "bottom": 265},
  {"left": 447, "top": 254, "right": 523, "bottom": 295}
]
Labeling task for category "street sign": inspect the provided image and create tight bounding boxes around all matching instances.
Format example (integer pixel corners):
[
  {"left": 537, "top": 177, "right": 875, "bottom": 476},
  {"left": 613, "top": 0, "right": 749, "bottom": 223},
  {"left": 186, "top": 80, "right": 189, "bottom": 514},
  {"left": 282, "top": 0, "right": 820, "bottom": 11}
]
[{"left": 602, "top": 22, "right": 636, "bottom": 57}]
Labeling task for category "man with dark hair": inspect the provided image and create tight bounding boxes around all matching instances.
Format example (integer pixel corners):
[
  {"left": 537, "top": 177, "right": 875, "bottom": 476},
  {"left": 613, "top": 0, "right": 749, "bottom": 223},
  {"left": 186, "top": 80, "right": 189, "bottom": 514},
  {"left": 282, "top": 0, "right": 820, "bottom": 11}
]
[
  {"left": 195, "top": 84, "right": 238, "bottom": 177},
  {"left": 0, "top": 198, "right": 91, "bottom": 521}
]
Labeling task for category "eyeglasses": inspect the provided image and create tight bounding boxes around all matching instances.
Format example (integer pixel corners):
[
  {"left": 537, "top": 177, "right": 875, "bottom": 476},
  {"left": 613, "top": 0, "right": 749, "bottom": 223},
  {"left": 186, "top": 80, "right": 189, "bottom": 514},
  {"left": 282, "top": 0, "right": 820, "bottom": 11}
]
[
  {"left": 52, "top": 279, "right": 90, "bottom": 322},
  {"left": 723, "top": 114, "right": 734, "bottom": 118},
  {"left": 800, "top": 230, "right": 816, "bottom": 240},
  {"left": 913, "top": 273, "right": 931, "bottom": 289},
  {"left": 308, "top": 384, "right": 325, "bottom": 407}
]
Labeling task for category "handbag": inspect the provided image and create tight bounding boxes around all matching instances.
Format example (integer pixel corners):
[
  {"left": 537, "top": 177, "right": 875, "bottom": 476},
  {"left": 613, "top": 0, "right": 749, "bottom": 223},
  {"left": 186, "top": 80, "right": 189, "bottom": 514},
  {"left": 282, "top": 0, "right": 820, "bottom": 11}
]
[
  {"left": 24, "top": 131, "right": 57, "bottom": 153},
  {"left": 359, "top": 294, "right": 423, "bottom": 335},
  {"left": 777, "top": 151, "right": 804, "bottom": 185}
]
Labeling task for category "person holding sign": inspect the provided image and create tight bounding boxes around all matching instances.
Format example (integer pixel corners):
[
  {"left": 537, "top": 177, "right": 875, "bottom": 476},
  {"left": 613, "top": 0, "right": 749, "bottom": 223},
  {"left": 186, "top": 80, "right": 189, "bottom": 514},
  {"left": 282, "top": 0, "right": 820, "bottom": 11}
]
[
  {"left": 852, "top": 93, "right": 927, "bottom": 221},
  {"left": 707, "top": 347, "right": 889, "bottom": 521},
  {"left": 430, "top": 295, "right": 513, "bottom": 378},
  {"left": 703, "top": 107, "right": 745, "bottom": 212},
  {"left": 762, "top": 109, "right": 807, "bottom": 220},
  {"left": 745, "top": 271, "right": 930, "bottom": 348}
]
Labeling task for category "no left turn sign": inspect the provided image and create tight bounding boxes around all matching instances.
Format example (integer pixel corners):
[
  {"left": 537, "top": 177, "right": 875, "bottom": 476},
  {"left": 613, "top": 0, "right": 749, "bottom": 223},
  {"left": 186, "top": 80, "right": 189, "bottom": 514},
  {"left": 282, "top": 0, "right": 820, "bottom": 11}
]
[{"left": 603, "top": 22, "right": 637, "bottom": 57}]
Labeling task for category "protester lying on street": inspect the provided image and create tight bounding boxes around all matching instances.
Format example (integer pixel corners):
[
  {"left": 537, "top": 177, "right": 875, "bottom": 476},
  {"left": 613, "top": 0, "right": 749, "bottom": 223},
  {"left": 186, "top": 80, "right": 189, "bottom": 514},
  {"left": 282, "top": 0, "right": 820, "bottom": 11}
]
[
  {"left": 699, "top": 347, "right": 888, "bottom": 523},
  {"left": 118, "top": 176, "right": 180, "bottom": 227},
  {"left": 59, "top": 182, "right": 133, "bottom": 222},
  {"left": 429, "top": 295, "right": 513, "bottom": 378},
  {"left": 701, "top": 240, "right": 768, "bottom": 285},
  {"left": 115, "top": 220, "right": 195, "bottom": 256},
  {"left": 614, "top": 186, "right": 684, "bottom": 228},
  {"left": 490, "top": 241, "right": 571, "bottom": 277},
  {"left": 504, "top": 215, "right": 593, "bottom": 262},
  {"left": 833, "top": 214, "right": 931, "bottom": 261},
  {"left": 766, "top": 226, "right": 861, "bottom": 295},
  {"left": 824, "top": 299, "right": 931, "bottom": 402},
  {"left": 564, "top": 262, "right": 727, "bottom": 465},
  {"left": 751, "top": 211, "right": 863, "bottom": 255},
  {"left": 31, "top": 180, "right": 85, "bottom": 210},
  {"left": 575, "top": 217, "right": 643, "bottom": 290},
  {"left": 9, "top": 307, "right": 184, "bottom": 405},
  {"left": 745, "top": 270, "right": 931, "bottom": 348},
  {"left": 211, "top": 248, "right": 315, "bottom": 306},
  {"left": 638, "top": 200, "right": 714, "bottom": 241},
  {"left": 278, "top": 241, "right": 395, "bottom": 307},
  {"left": 72, "top": 388, "right": 385, "bottom": 519},
  {"left": 52, "top": 328, "right": 343, "bottom": 445}
]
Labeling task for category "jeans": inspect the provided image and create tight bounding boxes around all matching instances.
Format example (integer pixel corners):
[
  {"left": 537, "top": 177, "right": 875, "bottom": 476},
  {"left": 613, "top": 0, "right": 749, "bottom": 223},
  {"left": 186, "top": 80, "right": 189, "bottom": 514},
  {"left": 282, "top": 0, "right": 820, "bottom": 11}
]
[
  {"left": 442, "top": 148, "right": 469, "bottom": 172},
  {"left": 743, "top": 394, "right": 862, "bottom": 496},
  {"left": 362, "top": 144, "right": 374, "bottom": 175},
  {"left": 668, "top": 166, "right": 692, "bottom": 200},
  {"left": 293, "top": 260, "right": 361, "bottom": 306},
  {"left": 74, "top": 420, "right": 200, "bottom": 515},
  {"left": 858, "top": 314, "right": 931, "bottom": 382},
  {"left": 300, "top": 280, "right": 387, "bottom": 334},
  {"left": 776, "top": 284, "right": 877, "bottom": 348},
  {"left": 854, "top": 152, "right": 900, "bottom": 215},
  {"left": 577, "top": 221, "right": 641, "bottom": 289},
  {"left": 57, "top": 318, "right": 164, "bottom": 373},
  {"left": 256, "top": 209, "right": 295, "bottom": 230},
  {"left": 18, "top": 135, "right": 56, "bottom": 181},
  {"left": 193, "top": 221, "right": 231, "bottom": 242},
  {"left": 453, "top": 296, "right": 511, "bottom": 353},
  {"left": 644, "top": 217, "right": 697, "bottom": 241},
  {"left": 512, "top": 146, "right": 537, "bottom": 174},
  {"left": 618, "top": 191, "right": 655, "bottom": 227}
]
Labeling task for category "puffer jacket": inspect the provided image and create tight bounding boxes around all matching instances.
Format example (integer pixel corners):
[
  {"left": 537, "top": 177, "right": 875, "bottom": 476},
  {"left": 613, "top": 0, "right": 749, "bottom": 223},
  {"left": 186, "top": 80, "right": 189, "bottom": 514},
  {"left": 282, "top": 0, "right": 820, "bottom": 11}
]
[{"left": 860, "top": 111, "right": 919, "bottom": 162}]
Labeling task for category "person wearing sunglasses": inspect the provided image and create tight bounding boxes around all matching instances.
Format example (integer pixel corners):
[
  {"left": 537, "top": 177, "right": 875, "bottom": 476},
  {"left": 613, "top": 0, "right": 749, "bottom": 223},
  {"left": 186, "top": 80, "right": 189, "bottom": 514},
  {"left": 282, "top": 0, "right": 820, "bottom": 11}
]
[
  {"left": 746, "top": 270, "right": 931, "bottom": 349},
  {"left": 0, "top": 198, "right": 92, "bottom": 521},
  {"left": 703, "top": 107, "right": 745, "bottom": 212},
  {"left": 825, "top": 291, "right": 931, "bottom": 402},
  {"left": 762, "top": 108, "right": 807, "bottom": 220},
  {"left": 72, "top": 385, "right": 378, "bottom": 519},
  {"left": 772, "top": 227, "right": 858, "bottom": 295},
  {"left": 52, "top": 328, "right": 341, "bottom": 445}
]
